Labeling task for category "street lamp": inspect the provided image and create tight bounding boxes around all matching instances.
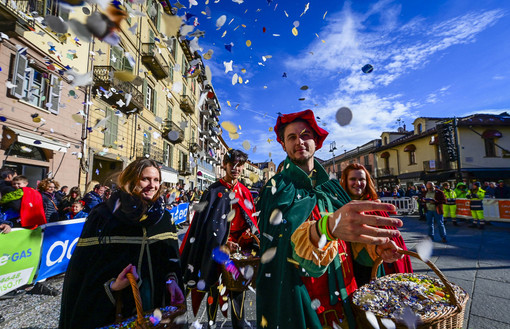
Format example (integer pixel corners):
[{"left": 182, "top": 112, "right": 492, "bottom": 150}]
[{"left": 330, "top": 142, "right": 337, "bottom": 176}]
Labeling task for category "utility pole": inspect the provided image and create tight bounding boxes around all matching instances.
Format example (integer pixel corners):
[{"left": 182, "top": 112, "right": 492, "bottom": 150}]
[{"left": 453, "top": 117, "right": 462, "bottom": 182}]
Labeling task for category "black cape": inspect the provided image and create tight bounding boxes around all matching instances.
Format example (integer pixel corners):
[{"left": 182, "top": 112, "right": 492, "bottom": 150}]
[
  {"left": 180, "top": 180, "right": 257, "bottom": 290},
  {"left": 59, "top": 191, "right": 182, "bottom": 329}
]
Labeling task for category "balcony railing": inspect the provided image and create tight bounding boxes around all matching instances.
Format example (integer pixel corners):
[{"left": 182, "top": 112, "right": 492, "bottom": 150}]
[
  {"left": 141, "top": 43, "right": 169, "bottom": 80},
  {"left": 135, "top": 144, "right": 165, "bottom": 164},
  {"left": 377, "top": 168, "right": 395, "bottom": 177},
  {"left": 180, "top": 94, "right": 195, "bottom": 115},
  {"left": 179, "top": 161, "right": 192, "bottom": 176},
  {"left": 189, "top": 142, "right": 201, "bottom": 154},
  {"left": 93, "top": 65, "right": 144, "bottom": 114},
  {"left": 162, "top": 120, "right": 184, "bottom": 144},
  {"left": 0, "top": 0, "right": 40, "bottom": 34}
]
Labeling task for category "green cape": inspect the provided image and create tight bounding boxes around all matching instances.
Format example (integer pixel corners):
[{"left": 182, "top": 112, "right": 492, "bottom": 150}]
[{"left": 256, "top": 157, "right": 357, "bottom": 329}]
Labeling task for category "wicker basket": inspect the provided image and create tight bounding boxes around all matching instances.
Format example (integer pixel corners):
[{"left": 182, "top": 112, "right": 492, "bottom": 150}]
[
  {"left": 100, "top": 273, "right": 186, "bottom": 329},
  {"left": 221, "top": 233, "right": 260, "bottom": 292},
  {"left": 352, "top": 250, "right": 468, "bottom": 329}
]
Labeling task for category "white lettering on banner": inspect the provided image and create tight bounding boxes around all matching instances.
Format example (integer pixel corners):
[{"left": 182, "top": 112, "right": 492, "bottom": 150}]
[
  {"left": 0, "top": 268, "right": 33, "bottom": 295},
  {"left": 46, "top": 238, "right": 79, "bottom": 267},
  {"left": 0, "top": 256, "right": 8, "bottom": 266}
]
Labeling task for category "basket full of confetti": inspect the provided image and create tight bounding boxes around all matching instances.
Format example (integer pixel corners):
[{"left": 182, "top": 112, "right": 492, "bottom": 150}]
[
  {"left": 220, "top": 233, "right": 260, "bottom": 292},
  {"left": 352, "top": 250, "right": 468, "bottom": 329},
  {"left": 98, "top": 273, "right": 186, "bottom": 329}
]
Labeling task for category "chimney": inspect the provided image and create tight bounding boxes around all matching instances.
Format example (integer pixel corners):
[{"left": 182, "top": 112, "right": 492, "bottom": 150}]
[{"left": 403, "top": 124, "right": 406, "bottom": 131}]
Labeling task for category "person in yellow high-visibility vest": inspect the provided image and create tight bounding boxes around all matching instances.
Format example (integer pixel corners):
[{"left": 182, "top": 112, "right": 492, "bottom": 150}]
[
  {"left": 442, "top": 182, "right": 458, "bottom": 226},
  {"left": 467, "top": 182, "right": 486, "bottom": 229}
]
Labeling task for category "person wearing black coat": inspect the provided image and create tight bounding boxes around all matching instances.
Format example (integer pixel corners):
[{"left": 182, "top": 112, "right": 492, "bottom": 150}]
[
  {"left": 38, "top": 178, "right": 60, "bottom": 222},
  {"left": 59, "top": 159, "right": 184, "bottom": 329}
]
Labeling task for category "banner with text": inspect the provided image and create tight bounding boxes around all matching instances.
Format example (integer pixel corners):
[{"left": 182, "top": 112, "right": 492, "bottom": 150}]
[
  {"left": 168, "top": 203, "right": 189, "bottom": 225},
  {"left": 0, "top": 228, "right": 42, "bottom": 296}
]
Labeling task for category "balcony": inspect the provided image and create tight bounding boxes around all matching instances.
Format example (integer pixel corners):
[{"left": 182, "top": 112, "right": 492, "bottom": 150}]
[
  {"left": 423, "top": 160, "right": 447, "bottom": 172},
  {"left": 377, "top": 168, "right": 395, "bottom": 177},
  {"left": 179, "top": 39, "right": 193, "bottom": 61},
  {"left": 180, "top": 94, "right": 195, "bottom": 115},
  {"left": 141, "top": 43, "right": 169, "bottom": 80},
  {"left": 162, "top": 120, "right": 184, "bottom": 144},
  {"left": 135, "top": 144, "right": 165, "bottom": 164},
  {"left": 93, "top": 66, "right": 144, "bottom": 114},
  {"left": 179, "top": 161, "right": 192, "bottom": 176},
  {"left": 0, "top": 0, "right": 37, "bottom": 35},
  {"left": 189, "top": 142, "right": 201, "bottom": 154}
]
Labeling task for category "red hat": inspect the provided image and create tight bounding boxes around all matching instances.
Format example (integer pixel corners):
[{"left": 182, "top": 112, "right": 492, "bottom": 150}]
[{"left": 274, "top": 109, "right": 329, "bottom": 150}]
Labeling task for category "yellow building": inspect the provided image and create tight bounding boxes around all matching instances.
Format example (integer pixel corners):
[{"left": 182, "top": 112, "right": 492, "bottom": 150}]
[
  {"left": 0, "top": 0, "right": 89, "bottom": 188},
  {"left": 85, "top": 1, "right": 213, "bottom": 190},
  {"left": 374, "top": 113, "right": 510, "bottom": 188}
]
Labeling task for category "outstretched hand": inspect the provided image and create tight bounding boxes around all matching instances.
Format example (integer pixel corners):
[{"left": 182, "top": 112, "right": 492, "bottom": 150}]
[
  {"left": 328, "top": 200, "right": 403, "bottom": 245},
  {"left": 110, "top": 264, "right": 138, "bottom": 291},
  {"left": 0, "top": 224, "right": 11, "bottom": 234}
]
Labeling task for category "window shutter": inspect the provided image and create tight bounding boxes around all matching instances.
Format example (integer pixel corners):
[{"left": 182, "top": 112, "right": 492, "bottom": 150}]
[
  {"left": 48, "top": 75, "right": 61, "bottom": 114},
  {"left": 142, "top": 80, "right": 148, "bottom": 109},
  {"left": 11, "top": 51, "right": 28, "bottom": 98},
  {"left": 153, "top": 89, "right": 157, "bottom": 113},
  {"left": 156, "top": 5, "right": 161, "bottom": 30},
  {"left": 104, "top": 110, "right": 112, "bottom": 146},
  {"left": 111, "top": 46, "right": 123, "bottom": 70},
  {"left": 167, "top": 105, "right": 172, "bottom": 120},
  {"left": 149, "top": 29, "right": 155, "bottom": 44},
  {"left": 111, "top": 111, "right": 119, "bottom": 149}
]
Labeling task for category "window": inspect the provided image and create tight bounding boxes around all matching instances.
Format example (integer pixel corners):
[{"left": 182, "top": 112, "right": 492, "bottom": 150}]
[
  {"left": 484, "top": 139, "right": 497, "bottom": 157},
  {"left": 167, "top": 105, "right": 173, "bottom": 120},
  {"left": 383, "top": 136, "right": 388, "bottom": 145},
  {"left": 110, "top": 46, "right": 133, "bottom": 72},
  {"left": 104, "top": 108, "right": 119, "bottom": 149},
  {"left": 145, "top": 84, "right": 153, "bottom": 112},
  {"left": 147, "top": 0, "right": 160, "bottom": 28},
  {"left": 181, "top": 54, "right": 187, "bottom": 76},
  {"left": 364, "top": 155, "right": 369, "bottom": 166},
  {"left": 10, "top": 50, "right": 61, "bottom": 113},
  {"left": 168, "top": 38, "right": 177, "bottom": 59},
  {"left": 164, "top": 143, "right": 173, "bottom": 167},
  {"left": 409, "top": 151, "right": 416, "bottom": 165},
  {"left": 8, "top": 142, "right": 47, "bottom": 161},
  {"left": 417, "top": 123, "right": 422, "bottom": 134}
]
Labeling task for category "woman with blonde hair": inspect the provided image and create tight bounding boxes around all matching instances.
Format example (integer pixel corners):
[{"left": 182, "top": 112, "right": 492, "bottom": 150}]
[
  {"left": 60, "top": 158, "right": 184, "bottom": 329},
  {"left": 339, "top": 163, "right": 413, "bottom": 285}
]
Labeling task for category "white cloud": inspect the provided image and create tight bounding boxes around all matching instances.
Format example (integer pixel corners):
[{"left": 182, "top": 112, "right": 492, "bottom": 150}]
[
  {"left": 282, "top": 3, "right": 504, "bottom": 161},
  {"left": 461, "top": 108, "right": 510, "bottom": 116}
]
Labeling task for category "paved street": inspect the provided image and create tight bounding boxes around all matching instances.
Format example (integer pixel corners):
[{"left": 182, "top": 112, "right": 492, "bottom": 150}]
[
  {"left": 178, "top": 215, "right": 510, "bottom": 329},
  {"left": 1, "top": 215, "right": 509, "bottom": 328}
]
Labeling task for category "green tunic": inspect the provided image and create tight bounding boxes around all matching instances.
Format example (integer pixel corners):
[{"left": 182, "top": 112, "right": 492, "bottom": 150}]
[{"left": 256, "top": 157, "right": 371, "bottom": 329}]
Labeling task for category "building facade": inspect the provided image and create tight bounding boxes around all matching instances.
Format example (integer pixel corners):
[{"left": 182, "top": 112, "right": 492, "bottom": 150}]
[{"left": 0, "top": 0, "right": 89, "bottom": 188}]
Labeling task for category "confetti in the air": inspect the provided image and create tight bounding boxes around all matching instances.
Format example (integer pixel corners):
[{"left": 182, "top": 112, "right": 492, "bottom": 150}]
[
  {"left": 416, "top": 238, "right": 433, "bottom": 262},
  {"left": 269, "top": 209, "right": 283, "bottom": 225},
  {"left": 362, "top": 63, "right": 374, "bottom": 73},
  {"left": 260, "top": 247, "right": 277, "bottom": 264},
  {"left": 336, "top": 107, "right": 353, "bottom": 126}
]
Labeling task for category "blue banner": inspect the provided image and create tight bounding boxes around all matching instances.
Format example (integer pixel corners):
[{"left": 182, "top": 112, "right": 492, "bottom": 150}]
[
  {"left": 168, "top": 203, "right": 189, "bottom": 225},
  {"left": 36, "top": 219, "right": 86, "bottom": 282}
]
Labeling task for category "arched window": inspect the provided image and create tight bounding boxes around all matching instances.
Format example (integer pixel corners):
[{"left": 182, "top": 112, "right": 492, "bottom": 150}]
[
  {"left": 417, "top": 123, "right": 422, "bottom": 134},
  {"left": 383, "top": 137, "right": 388, "bottom": 145},
  {"left": 8, "top": 142, "right": 48, "bottom": 161},
  {"left": 404, "top": 144, "right": 416, "bottom": 164}
]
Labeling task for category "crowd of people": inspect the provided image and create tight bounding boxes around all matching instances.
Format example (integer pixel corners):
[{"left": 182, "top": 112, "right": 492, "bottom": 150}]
[
  {"left": 1, "top": 109, "right": 509, "bottom": 329},
  {"left": 377, "top": 180, "right": 510, "bottom": 200},
  {"left": 0, "top": 170, "right": 118, "bottom": 231}
]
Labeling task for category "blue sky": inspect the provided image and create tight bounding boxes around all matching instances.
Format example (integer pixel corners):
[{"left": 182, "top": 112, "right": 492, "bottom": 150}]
[{"left": 177, "top": 0, "right": 510, "bottom": 164}]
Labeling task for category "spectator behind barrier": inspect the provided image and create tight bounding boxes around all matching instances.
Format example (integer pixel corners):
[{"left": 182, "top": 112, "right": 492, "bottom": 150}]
[
  {"left": 1, "top": 175, "right": 46, "bottom": 228},
  {"left": 38, "top": 178, "right": 61, "bottom": 223},
  {"left": 0, "top": 167, "right": 16, "bottom": 197},
  {"left": 58, "top": 186, "right": 82, "bottom": 220},
  {"left": 495, "top": 180, "right": 510, "bottom": 199},
  {"left": 82, "top": 183, "right": 105, "bottom": 212},
  {"left": 65, "top": 201, "right": 88, "bottom": 220}
]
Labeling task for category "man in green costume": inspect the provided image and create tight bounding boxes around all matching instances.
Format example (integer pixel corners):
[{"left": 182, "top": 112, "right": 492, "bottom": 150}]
[{"left": 256, "top": 110, "right": 405, "bottom": 329}]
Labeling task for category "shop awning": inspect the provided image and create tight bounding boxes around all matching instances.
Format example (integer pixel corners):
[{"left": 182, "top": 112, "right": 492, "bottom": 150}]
[
  {"left": 481, "top": 129, "right": 502, "bottom": 139},
  {"left": 404, "top": 144, "right": 416, "bottom": 152},
  {"left": 5, "top": 127, "right": 68, "bottom": 153},
  {"left": 160, "top": 166, "right": 178, "bottom": 183},
  {"left": 380, "top": 151, "right": 390, "bottom": 158},
  {"left": 397, "top": 171, "right": 422, "bottom": 180},
  {"left": 420, "top": 171, "right": 456, "bottom": 182}
]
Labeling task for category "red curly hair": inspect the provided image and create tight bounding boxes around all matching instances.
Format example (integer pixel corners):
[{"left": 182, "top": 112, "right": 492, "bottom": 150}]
[{"left": 339, "top": 163, "right": 378, "bottom": 200}]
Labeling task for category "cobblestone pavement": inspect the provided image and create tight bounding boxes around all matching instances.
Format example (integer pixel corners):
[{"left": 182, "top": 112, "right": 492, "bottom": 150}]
[{"left": 1, "top": 216, "right": 509, "bottom": 329}]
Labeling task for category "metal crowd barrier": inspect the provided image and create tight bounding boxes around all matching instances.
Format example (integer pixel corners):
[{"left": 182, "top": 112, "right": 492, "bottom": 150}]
[{"left": 379, "top": 197, "right": 418, "bottom": 215}]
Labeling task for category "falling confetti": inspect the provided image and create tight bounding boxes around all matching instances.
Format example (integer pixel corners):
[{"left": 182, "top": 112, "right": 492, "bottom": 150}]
[
  {"left": 221, "top": 121, "right": 237, "bottom": 133},
  {"left": 269, "top": 209, "right": 283, "bottom": 225},
  {"left": 416, "top": 238, "right": 433, "bottom": 262},
  {"left": 366, "top": 311, "right": 380, "bottom": 329},
  {"left": 242, "top": 140, "right": 251, "bottom": 151},
  {"left": 246, "top": 40, "right": 252, "bottom": 47},
  {"left": 310, "top": 299, "right": 321, "bottom": 310},
  {"left": 260, "top": 247, "right": 277, "bottom": 264},
  {"left": 300, "top": 85, "right": 309, "bottom": 90},
  {"left": 292, "top": 27, "right": 298, "bottom": 36},
  {"left": 335, "top": 107, "right": 353, "bottom": 126},
  {"left": 216, "top": 15, "right": 227, "bottom": 29},
  {"left": 362, "top": 64, "right": 374, "bottom": 73}
]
